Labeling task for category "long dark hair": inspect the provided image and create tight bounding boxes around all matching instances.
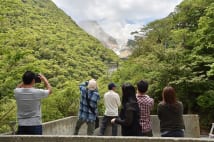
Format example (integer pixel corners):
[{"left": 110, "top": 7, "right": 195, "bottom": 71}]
[
  {"left": 162, "top": 86, "right": 177, "bottom": 104},
  {"left": 121, "top": 83, "right": 137, "bottom": 106}
]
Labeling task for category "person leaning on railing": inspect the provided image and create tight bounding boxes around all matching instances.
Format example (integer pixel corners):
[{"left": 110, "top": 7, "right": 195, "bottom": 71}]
[
  {"left": 111, "top": 83, "right": 142, "bottom": 136},
  {"left": 157, "top": 86, "right": 185, "bottom": 137}
]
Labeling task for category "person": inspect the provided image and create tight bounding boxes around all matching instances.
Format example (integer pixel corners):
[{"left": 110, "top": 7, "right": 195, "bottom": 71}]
[
  {"left": 73, "top": 79, "right": 100, "bottom": 135},
  {"left": 99, "top": 83, "right": 121, "bottom": 136},
  {"left": 136, "top": 80, "right": 154, "bottom": 136},
  {"left": 111, "top": 83, "right": 142, "bottom": 136},
  {"left": 14, "top": 71, "right": 52, "bottom": 135},
  {"left": 157, "top": 86, "right": 185, "bottom": 137}
]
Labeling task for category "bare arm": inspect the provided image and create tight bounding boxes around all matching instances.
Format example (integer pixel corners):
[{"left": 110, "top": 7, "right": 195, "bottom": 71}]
[
  {"left": 17, "top": 82, "right": 24, "bottom": 88},
  {"left": 39, "top": 74, "right": 52, "bottom": 95}
]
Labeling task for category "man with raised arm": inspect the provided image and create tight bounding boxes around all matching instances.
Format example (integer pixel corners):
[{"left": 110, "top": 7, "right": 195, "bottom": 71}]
[{"left": 14, "top": 71, "right": 52, "bottom": 135}]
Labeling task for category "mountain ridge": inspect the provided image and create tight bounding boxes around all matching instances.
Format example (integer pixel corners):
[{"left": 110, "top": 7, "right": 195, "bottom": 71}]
[
  {"left": 78, "top": 20, "right": 119, "bottom": 51},
  {"left": 0, "top": 0, "right": 119, "bottom": 131},
  {"left": 78, "top": 20, "right": 132, "bottom": 58}
]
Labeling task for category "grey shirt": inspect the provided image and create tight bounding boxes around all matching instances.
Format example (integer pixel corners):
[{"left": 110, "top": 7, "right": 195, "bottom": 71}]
[
  {"left": 14, "top": 88, "right": 49, "bottom": 126},
  {"left": 157, "top": 101, "right": 185, "bottom": 132}
]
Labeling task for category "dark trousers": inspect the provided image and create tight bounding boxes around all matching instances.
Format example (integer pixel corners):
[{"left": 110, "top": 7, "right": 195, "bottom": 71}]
[
  {"left": 73, "top": 119, "right": 95, "bottom": 135},
  {"left": 17, "top": 125, "right": 42, "bottom": 135},
  {"left": 142, "top": 130, "right": 153, "bottom": 137},
  {"left": 99, "top": 115, "right": 118, "bottom": 136},
  {"left": 161, "top": 130, "right": 184, "bottom": 137}
]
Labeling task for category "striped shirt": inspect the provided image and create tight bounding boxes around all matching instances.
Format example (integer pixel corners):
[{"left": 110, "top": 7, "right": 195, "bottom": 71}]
[
  {"left": 137, "top": 94, "right": 154, "bottom": 132},
  {"left": 78, "top": 84, "right": 100, "bottom": 122}
]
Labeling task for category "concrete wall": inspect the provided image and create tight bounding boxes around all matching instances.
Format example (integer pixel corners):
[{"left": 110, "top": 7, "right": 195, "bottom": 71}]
[
  {"left": 0, "top": 135, "right": 213, "bottom": 142},
  {"left": 42, "top": 115, "right": 200, "bottom": 138}
]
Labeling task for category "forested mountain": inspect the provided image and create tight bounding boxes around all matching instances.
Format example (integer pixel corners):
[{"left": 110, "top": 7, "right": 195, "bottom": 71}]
[
  {"left": 0, "top": 0, "right": 118, "bottom": 132},
  {"left": 111, "top": 0, "right": 214, "bottom": 130},
  {"left": 1, "top": 0, "right": 213, "bottom": 134}
]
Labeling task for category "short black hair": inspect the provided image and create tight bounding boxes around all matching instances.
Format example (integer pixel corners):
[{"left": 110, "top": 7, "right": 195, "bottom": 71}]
[
  {"left": 22, "top": 71, "right": 35, "bottom": 85},
  {"left": 108, "top": 83, "right": 116, "bottom": 90},
  {"left": 137, "top": 80, "right": 148, "bottom": 93}
]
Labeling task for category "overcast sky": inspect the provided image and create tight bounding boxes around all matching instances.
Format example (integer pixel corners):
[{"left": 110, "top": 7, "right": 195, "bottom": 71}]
[{"left": 52, "top": 0, "right": 183, "bottom": 46}]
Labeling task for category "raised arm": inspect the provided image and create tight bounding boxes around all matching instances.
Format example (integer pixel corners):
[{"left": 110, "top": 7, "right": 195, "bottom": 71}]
[{"left": 39, "top": 74, "right": 52, "bottom": 95}]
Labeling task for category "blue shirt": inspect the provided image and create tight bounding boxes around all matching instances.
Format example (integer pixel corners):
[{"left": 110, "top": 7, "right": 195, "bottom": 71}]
[{"left": 78, "top": 83, "right": 100, "bottom": 122}]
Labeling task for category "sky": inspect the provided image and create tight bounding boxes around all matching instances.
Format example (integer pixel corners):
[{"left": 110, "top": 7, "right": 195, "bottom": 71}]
[{"left": 51, "top": 0, "right": 183, "bottom": 47}]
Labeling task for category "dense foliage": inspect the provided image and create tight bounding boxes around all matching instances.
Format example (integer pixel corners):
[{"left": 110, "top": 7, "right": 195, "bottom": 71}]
[
  {"left": 111, "top": 0, "right": 214, "bottom": 131},
  {"left": 0, "top": 0, "right": 118, "bottom": 132},
  {"left": 1, "top": 0, "right": 213, "bottom": 134}
]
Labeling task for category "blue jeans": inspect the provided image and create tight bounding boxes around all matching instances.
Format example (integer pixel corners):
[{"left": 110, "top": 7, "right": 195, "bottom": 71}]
[
  {"left": 99, "top": 115, "right": 118, "bottom": 136},
  {"left": 17, "top": 125, "right": 42, "bottom": 135},
  {"left": 161, "top": 130, "right": 184, "bottom": 137}
]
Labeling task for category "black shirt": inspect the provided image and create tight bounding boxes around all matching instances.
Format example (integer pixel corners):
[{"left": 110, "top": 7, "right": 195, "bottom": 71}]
[{"left": 115, "top": 102, "right": 142, "bottom": 136}]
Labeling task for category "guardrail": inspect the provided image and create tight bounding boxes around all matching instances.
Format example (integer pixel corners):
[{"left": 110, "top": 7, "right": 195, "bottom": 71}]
[
  {"left": 0, "top": 135, "right": 213, "bottom": 142},
  {"left": 43, "top": 115, "right": 200, "bottom": 137}
]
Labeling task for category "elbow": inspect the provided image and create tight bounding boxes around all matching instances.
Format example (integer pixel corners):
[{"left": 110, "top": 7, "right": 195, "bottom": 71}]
[{"left": 48, "top": 89, "right": 52, "bottom": 95}]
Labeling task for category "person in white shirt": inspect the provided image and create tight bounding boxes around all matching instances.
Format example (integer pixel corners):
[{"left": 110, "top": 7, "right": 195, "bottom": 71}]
[{"left": 99, "top": 83, "right": 121, "bottom": 136}]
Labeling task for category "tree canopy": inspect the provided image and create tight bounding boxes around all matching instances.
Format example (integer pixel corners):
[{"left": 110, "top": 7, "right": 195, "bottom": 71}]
[
  {"left": 111, "top": 0, "right": 214, "bottom": 130},
  {"left": 0, "top": 0, "right": 213, "bottom": 133},
  {"left": 0, "top": 0, "right": 118, "bottom": 132}
]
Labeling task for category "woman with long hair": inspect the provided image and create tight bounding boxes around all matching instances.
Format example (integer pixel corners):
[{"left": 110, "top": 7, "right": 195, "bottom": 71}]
[
  {"left": 111, "top": 83, "right": 142, "bottom": 136},
  {"left": 157, "top": 86, "right": 185, "bottom": 137}
]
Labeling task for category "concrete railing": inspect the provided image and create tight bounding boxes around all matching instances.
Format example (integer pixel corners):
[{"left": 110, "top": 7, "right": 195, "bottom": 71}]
[
  {"left": 42, "top": 115, "right": 200, "bottom": 138},
  {"left": 0, "top": 135, "right": 213, "bottom": 142}
]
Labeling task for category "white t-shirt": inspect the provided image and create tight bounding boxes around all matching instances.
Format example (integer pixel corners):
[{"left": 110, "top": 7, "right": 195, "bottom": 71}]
[
  {"left": 104, "top": 90, "right": 121, "bottom": 116},
  {"left": 14, "top": 88, "right": 49, "bottom": 126}
]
